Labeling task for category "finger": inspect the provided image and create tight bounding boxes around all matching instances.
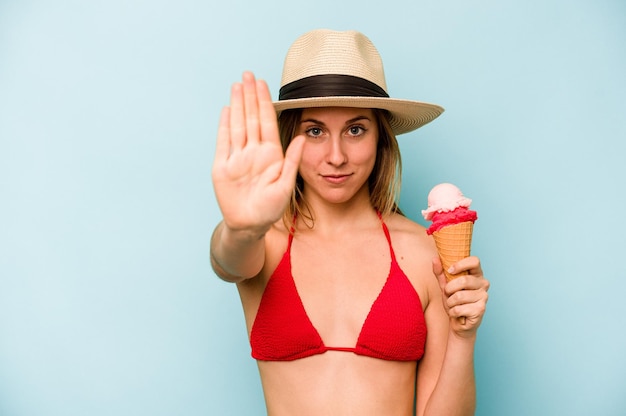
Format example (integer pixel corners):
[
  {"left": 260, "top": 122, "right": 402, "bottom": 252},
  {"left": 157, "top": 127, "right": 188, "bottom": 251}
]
[
  {"left": 214, "top": 106, "right": 231, "bottom": 163},
  {"left": 448, "top": 256, "right": 481, "bottom": 277},
  {"left": 447, "top": 304, "right": 467, "bottom": 321},
  {"left": 257, "top": 78, "right": 280, "bottom": 144},
  {"left": 443, "top": 274, "right": 479, "bottom": 295},
  {"left": 242, "top": 71, "right": 261, "bottom": 145},
  {"left": 229, "top": 81, "right": 246, "bottom": 150},
  {"left": 450, "top": 299, "right": 487, "bottom": 324},
  {"left": 278, "top": 135, "right": 305, "bottom": 190},
  {"left": 446, "top": 287, "right": 484, "bottom": 309}
]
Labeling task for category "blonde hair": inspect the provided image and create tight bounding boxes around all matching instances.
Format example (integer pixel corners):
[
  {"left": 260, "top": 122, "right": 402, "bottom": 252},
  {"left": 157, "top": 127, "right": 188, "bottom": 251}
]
[{"left": 278, "top": 108, "right": 403, "bottom": 230}]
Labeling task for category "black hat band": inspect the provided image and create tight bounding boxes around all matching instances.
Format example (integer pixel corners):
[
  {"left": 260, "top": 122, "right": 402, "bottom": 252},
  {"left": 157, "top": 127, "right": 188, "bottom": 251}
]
[{"left": 279, "top": 74, "right": 389, "bottom": 101}]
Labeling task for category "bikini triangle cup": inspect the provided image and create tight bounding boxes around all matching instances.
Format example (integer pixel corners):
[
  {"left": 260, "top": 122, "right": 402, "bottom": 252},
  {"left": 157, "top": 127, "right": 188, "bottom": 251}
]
[{"left": 249, "top": 216, "right": 427, "bottom": 361}]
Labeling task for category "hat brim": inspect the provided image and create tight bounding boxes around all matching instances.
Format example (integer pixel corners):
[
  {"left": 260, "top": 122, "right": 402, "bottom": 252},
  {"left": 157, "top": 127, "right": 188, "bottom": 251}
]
[{"left": 273, "top": 96, "right": 444, "bottom": 135}]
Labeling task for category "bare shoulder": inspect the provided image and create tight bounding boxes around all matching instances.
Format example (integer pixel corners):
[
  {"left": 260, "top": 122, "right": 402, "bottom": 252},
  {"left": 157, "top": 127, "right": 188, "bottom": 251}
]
[
  {"left": 383, "top": 212, "right": 439, "bottom": 305},
  {"left": 383, "top": 212, "right": 436, "bottom": 255}
]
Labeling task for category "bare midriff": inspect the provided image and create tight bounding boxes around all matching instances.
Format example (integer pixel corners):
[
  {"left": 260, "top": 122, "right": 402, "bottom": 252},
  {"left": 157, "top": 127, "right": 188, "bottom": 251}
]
[{"left": 257, "top": 351, "right": 417, "bottom": 416}]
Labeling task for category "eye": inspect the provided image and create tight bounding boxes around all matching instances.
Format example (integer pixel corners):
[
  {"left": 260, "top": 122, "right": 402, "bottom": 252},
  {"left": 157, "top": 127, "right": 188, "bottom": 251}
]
[
  {"left": 347, "top": 125, "right": 366, "bottom": 137},
  {"left": 305, "top": 127, "right": 323, "bottom": 137}
]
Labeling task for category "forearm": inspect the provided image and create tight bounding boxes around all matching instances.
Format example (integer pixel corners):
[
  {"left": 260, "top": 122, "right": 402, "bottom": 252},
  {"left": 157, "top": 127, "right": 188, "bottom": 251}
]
[
  {"left": 210, "top": 220, "right": 268, "bottom": 282},
  {"left": 424, "top": 331, "right": 476, "bottom": 416}
]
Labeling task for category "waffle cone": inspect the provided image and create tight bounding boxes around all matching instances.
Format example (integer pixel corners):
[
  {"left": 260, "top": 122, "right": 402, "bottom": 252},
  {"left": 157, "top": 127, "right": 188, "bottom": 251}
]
[{"left": 432, "top": 221, "right": 474, "bottom": 282}]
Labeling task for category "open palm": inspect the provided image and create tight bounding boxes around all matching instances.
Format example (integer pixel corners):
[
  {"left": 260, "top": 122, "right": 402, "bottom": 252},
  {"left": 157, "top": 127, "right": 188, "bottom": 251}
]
[{"left": 212, "top": 72, "right": 304, "bottom": 232}]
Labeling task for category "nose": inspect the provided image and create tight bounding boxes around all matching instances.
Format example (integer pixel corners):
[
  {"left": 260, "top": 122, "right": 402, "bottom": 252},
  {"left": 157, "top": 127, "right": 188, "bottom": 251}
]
[{"left": 326, "top": 136, "right": 347, "bottom": 166}]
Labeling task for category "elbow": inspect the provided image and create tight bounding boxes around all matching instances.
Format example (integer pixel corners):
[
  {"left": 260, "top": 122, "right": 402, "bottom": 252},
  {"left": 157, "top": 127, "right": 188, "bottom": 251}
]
[{"left": 210, "top": 251, "right": 257, "bottom": 283}]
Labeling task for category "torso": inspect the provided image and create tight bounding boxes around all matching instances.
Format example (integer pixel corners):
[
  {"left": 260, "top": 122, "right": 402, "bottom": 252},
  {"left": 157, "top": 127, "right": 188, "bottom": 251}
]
[{"left": 236, "top": 211, "right": 438, "bottom": 415}]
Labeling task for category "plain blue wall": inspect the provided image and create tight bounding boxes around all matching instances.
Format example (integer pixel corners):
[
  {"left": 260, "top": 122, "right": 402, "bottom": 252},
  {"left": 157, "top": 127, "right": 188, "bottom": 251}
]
[{"left": 1, "top": 1, "right": 625, "bottom": 415}]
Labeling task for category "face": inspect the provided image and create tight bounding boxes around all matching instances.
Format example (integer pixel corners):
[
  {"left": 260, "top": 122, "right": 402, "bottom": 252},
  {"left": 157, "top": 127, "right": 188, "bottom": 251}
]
[{"left": 295, "top": 107, "right": 379, "bottom": 206}]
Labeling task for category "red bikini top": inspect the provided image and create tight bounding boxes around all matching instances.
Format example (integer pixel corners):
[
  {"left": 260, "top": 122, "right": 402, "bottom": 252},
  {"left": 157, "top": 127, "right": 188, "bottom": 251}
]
[{"left": 249, "top": 217, "right": 427, "bottom": 361}]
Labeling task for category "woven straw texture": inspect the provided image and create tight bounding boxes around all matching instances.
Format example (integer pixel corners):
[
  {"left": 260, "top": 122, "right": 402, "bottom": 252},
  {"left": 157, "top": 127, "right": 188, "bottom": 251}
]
[{"left": 272, "top": 29, "right": 444, "bottom": 135}]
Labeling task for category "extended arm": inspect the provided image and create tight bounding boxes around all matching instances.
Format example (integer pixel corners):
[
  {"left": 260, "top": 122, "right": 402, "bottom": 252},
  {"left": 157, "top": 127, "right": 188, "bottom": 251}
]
[
  {"left": 210, "top": 72, "right": 303, "bottom": 282},
  {"left": 210, "top": 220, "right": 267, "bottom": 283}
]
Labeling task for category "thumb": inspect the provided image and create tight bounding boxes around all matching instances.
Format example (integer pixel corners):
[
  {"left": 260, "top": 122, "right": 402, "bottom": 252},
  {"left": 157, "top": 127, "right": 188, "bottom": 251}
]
[
  {"left": 279, "top": 135, "right": 305, "bottom": 188},
  {"left": 431, "top": 256, "right": 447, "bottom": 293}
]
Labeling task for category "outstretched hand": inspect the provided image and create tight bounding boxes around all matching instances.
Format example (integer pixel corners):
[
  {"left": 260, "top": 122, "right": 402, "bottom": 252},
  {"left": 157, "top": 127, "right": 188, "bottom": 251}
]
[
  {"left": 432, "top": 256, "right": 490, "bottom": 336},
  {"left": 212, "top": 72, "right": 305, "bottom": 234}
]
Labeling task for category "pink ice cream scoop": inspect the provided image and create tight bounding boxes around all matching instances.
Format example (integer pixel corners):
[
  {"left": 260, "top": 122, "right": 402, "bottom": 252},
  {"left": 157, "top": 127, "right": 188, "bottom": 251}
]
[{"left": 422, "top": 183, "right": 478, "bottom": 235}]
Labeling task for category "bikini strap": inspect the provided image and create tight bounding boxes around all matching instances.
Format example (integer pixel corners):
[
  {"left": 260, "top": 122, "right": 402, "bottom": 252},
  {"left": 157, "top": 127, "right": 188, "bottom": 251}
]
[
  {"left": 286, "top": 215, "right": 297, "bottom": 252},
  {"left": 377, "top": 211, "right": 397, "bottom": 262}
]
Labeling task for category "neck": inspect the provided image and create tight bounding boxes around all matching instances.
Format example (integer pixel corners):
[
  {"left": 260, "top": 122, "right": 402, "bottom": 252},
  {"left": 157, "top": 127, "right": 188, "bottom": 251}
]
[{"left": 297, "top": 187, "right": 380, "bottom": 236}]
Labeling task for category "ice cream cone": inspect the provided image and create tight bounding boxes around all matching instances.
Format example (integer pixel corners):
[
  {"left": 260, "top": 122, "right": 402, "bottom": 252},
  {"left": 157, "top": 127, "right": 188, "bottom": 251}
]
[{"left": 432, "top": 221, "right": 474, "bottom": 282}]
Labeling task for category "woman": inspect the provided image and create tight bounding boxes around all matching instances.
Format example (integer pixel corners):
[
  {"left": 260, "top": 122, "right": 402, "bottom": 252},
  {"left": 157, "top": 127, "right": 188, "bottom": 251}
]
[{"left": 211, "top": 29, "right": 489, "bottom": 416}]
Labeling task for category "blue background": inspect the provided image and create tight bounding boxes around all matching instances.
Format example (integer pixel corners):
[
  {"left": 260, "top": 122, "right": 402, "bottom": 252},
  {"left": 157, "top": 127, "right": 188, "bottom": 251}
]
[{"left": 1, "top": 1, "right": 625, "bottom": 415}]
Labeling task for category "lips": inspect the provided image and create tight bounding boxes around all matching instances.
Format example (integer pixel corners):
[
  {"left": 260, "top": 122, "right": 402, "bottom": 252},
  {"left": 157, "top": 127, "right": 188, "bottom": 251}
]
[{"left": 321, "top": 173, "right": 353, "bottom": 184}]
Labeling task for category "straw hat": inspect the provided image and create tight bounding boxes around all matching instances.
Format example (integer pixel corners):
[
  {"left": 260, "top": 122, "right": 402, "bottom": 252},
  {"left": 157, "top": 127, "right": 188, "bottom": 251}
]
[{"left": 273, "top": 29, "right": 444, "bottom": 135}]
